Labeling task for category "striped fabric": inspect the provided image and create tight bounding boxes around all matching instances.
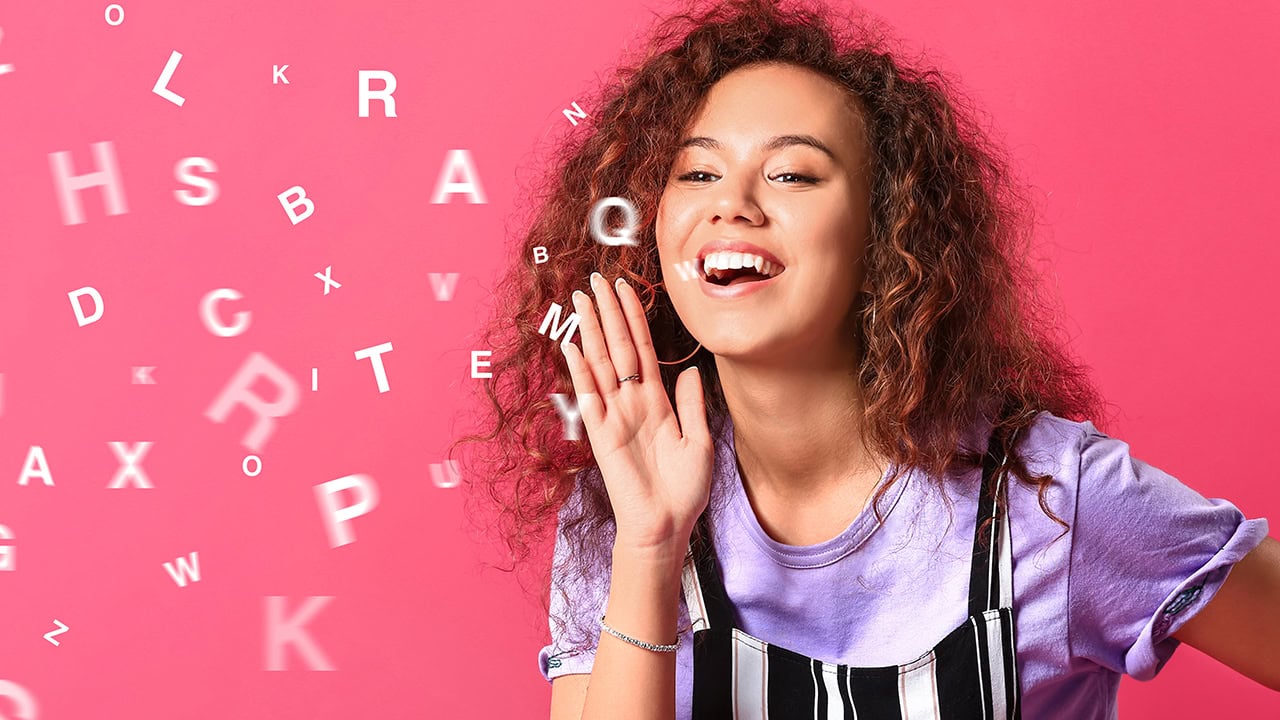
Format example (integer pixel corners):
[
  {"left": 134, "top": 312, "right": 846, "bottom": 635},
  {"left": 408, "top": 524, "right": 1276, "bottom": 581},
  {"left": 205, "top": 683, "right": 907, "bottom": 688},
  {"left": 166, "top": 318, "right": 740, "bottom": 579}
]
[{"left": 681, "top": 433, "right": 1022, "bottom": 719}]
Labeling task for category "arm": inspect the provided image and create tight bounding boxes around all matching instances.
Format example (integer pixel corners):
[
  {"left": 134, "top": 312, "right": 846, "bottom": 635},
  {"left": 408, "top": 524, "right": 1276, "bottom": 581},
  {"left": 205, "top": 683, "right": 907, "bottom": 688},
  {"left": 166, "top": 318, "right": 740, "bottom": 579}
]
[
  {"left": 1171, "top": 535, "right": 1280, "bottom": 692},
  {"left": 551, "top": 540, "right": 687, "bottom": 720},
  {"left": 550, "top": 274, "right": 714, "bottom": 719}
]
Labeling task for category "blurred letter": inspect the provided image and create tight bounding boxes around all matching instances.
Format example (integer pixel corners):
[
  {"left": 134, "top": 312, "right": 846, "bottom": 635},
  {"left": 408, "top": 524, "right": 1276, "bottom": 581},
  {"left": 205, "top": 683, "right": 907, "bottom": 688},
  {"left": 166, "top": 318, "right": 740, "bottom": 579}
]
[
  {"left": 200, "top": 288, "right": 250, "bottom": 337},
  {"left": 17, "top": 446, "right": 53, "bottom": 486},
  {"left": 590, "top": 196, "right": 638, "bottom": 246},
  {"left": 0, "top": 679, "right": 37, "bottom": 719},
  {"left": 0, "top": 524, "right": 15, "bottom": 571},
  {"left": 174, "top": 157, "right": 219, "bottom": 206},
  {"left": 549, "top": 393, "right": 583, "bottom": 441},
  {"left": 264, "top": 596, "right": 336, "bottom": 670},
  {"left": 431, "top": 149, "right": 485, "bottom": 204},
  {"left": 315, "top": 474, "right": 379, "bottom": 548},
  {"left": 108, "top": 441, "right": 153, "bottom": 489},
  {"left": 162, "top": 551, "right": 201, "bottom": 587},
  {"left": 204, "top": 352, "right": 301, "bottom": 452},
  {"left": 427, "top": 272, "right": 458, "bottom": 301},
  {"left": 48, "top": 140, "right": 127, "bottom": 225}
]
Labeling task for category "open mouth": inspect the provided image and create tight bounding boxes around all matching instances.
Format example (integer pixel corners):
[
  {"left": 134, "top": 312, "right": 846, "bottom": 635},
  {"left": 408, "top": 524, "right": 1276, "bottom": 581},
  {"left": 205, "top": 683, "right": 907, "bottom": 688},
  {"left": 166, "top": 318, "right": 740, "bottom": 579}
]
[{"left": 699, "top": 251, "right": 785, "bottom": 286}]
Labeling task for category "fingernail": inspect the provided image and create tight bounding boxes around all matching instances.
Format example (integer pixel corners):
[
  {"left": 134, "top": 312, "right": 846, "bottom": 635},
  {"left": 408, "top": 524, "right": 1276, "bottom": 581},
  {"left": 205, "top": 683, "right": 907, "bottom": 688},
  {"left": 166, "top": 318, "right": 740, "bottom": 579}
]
[
  {"left": 614, "top": 277, "right": 627, "bottom": 290},
  {"left": 590, "top": 272, "right": 603, "bottom": 286}
]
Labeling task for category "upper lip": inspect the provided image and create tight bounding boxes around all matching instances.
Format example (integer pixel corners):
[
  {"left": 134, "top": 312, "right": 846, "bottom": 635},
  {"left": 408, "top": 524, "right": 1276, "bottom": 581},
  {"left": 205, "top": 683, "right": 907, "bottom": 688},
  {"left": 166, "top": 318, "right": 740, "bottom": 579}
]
[{"left": 695, "top": 240, "right": 786, "bottom": 272}]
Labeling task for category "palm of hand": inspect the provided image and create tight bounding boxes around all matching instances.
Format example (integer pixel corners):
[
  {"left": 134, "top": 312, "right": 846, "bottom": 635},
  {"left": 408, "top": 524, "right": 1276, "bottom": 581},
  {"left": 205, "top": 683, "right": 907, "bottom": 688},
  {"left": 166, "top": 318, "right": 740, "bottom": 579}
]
[{"left": 559, "top": 272, "right": 715, "bottom": 549}]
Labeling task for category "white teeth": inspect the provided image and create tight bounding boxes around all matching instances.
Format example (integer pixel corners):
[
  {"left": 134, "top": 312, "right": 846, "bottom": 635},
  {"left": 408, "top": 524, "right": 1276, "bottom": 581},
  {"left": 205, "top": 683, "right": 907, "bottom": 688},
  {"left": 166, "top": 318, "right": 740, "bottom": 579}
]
[{"left": 699, "top": 250, "right": 784, "bottom": 280}]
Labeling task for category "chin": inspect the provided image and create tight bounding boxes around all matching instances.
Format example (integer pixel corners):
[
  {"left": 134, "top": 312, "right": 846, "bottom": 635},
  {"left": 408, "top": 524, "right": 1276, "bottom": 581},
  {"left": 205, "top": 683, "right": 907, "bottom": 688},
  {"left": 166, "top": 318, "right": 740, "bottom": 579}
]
[{"left": 692, "top": 332, "right": 785, "bottom": 362}]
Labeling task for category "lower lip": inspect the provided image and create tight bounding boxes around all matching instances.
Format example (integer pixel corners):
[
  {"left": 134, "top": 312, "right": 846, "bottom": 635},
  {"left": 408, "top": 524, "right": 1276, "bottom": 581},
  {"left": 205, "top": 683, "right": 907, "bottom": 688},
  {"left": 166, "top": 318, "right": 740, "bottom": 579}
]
[{"left": 698, "top": 270, "right": 783, "bottom": 298}]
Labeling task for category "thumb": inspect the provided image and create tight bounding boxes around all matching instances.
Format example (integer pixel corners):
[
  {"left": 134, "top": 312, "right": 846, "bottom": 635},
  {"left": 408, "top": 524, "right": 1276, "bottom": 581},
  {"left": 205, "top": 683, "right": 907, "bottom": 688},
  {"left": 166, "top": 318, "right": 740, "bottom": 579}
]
[{"left": 673, "top": 365, "right": 710, "bottom": 442}]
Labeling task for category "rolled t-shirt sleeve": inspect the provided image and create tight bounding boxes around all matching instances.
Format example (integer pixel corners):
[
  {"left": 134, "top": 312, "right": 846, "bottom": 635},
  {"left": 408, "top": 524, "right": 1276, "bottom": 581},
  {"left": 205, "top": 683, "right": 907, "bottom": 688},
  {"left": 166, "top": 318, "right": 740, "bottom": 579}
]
[
  {"left": 1066, "top": 423, "right": 1270, "bottom": 680},
  {"left": 537, "top": 480, "right": 608, "bottom": 683}
]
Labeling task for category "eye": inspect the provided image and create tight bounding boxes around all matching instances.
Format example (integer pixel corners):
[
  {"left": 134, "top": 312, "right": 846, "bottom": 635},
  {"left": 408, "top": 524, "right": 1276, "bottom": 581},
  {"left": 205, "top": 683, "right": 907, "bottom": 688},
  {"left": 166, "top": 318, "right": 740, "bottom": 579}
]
[
  {"left": 675, "top": 170, "right": 718, "bottom": 183},
  {"left": 674, "top": 171, "right": 818, "bottom": 184},
  {"left": 770, "top": 172, "right": 818, "bottom": 184}
]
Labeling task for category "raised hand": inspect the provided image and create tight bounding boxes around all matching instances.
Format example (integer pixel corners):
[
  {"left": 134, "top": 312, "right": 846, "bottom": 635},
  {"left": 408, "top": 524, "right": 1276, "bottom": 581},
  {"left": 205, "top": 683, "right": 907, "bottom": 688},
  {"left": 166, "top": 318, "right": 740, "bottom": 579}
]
[{"left": 560, "top": 271, "right": 715, "bottom": 552}]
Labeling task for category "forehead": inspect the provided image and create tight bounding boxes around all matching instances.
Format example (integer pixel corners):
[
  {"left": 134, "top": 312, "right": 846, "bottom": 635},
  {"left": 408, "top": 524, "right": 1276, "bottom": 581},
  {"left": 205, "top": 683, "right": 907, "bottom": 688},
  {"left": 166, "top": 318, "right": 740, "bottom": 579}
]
[{"left": 678, "top": 63, "right": 866, "bottom": 163}]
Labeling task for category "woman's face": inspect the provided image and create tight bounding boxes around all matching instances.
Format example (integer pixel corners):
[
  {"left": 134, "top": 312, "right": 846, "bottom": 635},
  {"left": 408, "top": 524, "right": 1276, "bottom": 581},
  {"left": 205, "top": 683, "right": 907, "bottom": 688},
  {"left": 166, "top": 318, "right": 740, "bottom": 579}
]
[{"left": 656, "top": 62, "right": 873, "bottom": 365}]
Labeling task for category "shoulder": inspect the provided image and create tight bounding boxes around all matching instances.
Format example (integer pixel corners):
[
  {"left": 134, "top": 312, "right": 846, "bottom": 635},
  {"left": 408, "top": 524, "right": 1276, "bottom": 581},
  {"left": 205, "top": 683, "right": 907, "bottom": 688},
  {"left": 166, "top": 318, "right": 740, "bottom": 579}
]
[
  {"left": 1008, "top": 410, "right": 1152, "bottom": 500},
  {"left": 977, "top": 410, "right": 1096, "bottom": 514},
  {"left": 1006, "top": 410, "right": 1225, "bottom": 536},
  {"left": 1012, "top": 409, "right": 1098, "bottom": 466},
  {"left": 957, "top": 409, "right": 1096, "bottom": 480}
]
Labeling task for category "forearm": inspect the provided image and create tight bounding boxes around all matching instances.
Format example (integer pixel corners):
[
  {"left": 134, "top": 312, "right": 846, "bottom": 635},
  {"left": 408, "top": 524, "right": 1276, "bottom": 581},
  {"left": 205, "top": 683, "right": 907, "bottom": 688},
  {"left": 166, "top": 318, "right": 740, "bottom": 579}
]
[{"left": 581, "top": 541, "right": 687, "bottom": 720}]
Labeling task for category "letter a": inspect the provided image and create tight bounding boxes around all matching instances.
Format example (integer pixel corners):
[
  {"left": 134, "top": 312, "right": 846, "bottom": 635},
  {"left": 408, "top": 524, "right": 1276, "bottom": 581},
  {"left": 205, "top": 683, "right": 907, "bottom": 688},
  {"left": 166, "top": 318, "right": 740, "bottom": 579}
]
[{"left": 431, "top": 149, "right": 486, "bottom": 204}]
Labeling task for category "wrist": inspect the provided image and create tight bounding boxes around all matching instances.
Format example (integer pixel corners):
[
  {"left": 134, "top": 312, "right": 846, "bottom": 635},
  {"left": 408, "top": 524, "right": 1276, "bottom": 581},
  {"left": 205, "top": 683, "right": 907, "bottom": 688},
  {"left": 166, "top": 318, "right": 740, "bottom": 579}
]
[
  {"left": 610, "top": 542, "right": 689, "bottom": 594},
  {"left": 613, "top": 533, "right": 690, "bottom": 566}
]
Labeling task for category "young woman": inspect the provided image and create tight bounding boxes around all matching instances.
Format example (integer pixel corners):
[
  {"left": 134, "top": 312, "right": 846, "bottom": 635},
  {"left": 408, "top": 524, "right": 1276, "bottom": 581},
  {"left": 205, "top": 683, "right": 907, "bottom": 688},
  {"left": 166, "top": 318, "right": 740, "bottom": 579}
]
[{"left": 453, "top": 0, "right": 1278, "bottom": 717}]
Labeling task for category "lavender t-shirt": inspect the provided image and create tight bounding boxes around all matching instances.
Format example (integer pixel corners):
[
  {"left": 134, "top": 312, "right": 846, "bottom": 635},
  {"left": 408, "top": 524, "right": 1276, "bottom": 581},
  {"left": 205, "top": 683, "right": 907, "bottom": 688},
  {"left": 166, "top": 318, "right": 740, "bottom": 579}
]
[{"left": 537, "top": 410, "right": 1269, "bottom": 719}]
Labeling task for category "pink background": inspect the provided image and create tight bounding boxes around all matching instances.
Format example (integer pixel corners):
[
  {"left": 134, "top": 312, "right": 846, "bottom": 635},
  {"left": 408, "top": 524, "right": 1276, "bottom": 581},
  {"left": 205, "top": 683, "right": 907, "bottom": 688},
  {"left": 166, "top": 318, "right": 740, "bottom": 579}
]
[{"left": 0, "top": 0, "right": 1276, "bottom": 717}]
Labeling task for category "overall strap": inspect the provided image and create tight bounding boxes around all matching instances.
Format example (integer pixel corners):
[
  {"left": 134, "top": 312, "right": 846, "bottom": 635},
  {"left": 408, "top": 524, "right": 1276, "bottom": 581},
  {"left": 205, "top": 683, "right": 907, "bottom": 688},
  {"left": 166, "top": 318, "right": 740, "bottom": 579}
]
[
  {"left": 682, "top": 536, "right": 734, "bottom": 633},
  {"left": 967, "top": 427, "right": 1018, "bottom": 616}
]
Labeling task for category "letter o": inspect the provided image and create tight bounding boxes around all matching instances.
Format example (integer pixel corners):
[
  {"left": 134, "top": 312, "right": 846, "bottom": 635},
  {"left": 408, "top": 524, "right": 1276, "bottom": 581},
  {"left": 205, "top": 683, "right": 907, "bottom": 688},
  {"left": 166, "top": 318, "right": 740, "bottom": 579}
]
[{"left": 243, "top": 455, "right": 262, "bottom": 477}]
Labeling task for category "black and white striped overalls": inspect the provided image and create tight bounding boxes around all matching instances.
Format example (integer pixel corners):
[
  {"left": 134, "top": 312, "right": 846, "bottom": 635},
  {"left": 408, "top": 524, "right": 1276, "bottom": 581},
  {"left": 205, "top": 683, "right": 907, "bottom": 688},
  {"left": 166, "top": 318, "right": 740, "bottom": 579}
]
[{"left": 680, "top": 433, "right": 1021, "bottom": 719}]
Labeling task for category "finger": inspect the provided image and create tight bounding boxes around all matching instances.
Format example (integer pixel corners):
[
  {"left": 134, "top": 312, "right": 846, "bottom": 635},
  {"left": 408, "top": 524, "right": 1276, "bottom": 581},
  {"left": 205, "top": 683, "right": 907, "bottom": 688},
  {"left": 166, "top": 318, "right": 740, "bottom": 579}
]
[
  {"left": 613, "top": 276, "right": 662, "bottom": 391},
  {"left": 673, "top": 366, "right": 710, "bottom": 442},
  {"left": 589, "top": 272, "right": 639, "bottom": 382},
  {"left": 560, "top": 341, "right": 605, "bottom": 429},
  {"left": 570, "top": 289, "right": 620, "bottom": 399}
]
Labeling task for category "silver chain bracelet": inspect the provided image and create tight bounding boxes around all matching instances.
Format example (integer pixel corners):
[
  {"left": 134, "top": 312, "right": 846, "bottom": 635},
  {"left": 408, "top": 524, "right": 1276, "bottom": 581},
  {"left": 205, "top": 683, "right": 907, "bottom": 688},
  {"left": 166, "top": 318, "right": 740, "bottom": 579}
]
[{"left": 600, "top": 614, "right": 680, "bottom": 652}]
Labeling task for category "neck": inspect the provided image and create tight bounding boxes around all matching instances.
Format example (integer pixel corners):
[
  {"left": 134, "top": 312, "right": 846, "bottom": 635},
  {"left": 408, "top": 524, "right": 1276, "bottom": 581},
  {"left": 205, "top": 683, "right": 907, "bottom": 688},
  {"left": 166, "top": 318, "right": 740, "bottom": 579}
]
[{"left": 714, "top": 337, "right": 886, "bottom": 503}]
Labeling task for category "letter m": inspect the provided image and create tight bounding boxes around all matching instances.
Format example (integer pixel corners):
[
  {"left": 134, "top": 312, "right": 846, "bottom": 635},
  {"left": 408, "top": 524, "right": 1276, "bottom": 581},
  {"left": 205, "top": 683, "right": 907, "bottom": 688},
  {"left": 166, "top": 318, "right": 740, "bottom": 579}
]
[{"left": 538, "top": 302, "right": 580, "bottom": 345}]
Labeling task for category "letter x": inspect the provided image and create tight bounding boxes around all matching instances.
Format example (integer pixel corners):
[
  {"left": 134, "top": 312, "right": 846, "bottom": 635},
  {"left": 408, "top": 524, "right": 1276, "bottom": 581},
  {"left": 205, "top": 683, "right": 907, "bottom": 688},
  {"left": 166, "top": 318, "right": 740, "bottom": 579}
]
[{"left": 315, "top": 265, "right": 341, "bottom": 295}]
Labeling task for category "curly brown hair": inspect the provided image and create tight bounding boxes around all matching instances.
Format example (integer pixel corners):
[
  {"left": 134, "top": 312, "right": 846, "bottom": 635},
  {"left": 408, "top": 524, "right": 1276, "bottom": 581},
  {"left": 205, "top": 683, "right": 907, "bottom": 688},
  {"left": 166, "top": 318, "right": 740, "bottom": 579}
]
[{"left": 448, "top": 0, "right": 1113, "bottom": 656}]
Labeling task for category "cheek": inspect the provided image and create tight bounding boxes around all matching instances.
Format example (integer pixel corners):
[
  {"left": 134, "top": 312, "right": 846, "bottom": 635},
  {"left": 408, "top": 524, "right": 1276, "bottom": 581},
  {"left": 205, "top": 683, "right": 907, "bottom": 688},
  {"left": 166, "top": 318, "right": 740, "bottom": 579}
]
[
  {"left": 654, "top": 200, "right": 679, "bottom": 255},
  {"left": 654, "top": 226, "right": 671, "bottom": 266},
  {"left": 656, "top": 193, "right": 697, "bottom": 237}
]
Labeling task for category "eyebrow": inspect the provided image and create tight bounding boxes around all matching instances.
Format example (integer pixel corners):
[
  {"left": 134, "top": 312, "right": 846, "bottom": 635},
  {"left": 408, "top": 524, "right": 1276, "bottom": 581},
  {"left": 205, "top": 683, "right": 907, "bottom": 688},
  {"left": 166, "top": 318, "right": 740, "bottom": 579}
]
[{"left": 677, "top": 134, "right": 838, "bottom": 162}]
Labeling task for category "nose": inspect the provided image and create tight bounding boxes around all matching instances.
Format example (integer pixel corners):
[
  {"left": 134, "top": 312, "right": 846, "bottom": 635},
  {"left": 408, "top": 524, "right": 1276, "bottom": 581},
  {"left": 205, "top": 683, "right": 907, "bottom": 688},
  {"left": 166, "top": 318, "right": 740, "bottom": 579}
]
[{"left": 709, "top": 173, "right": 765, "bottom": 226}]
